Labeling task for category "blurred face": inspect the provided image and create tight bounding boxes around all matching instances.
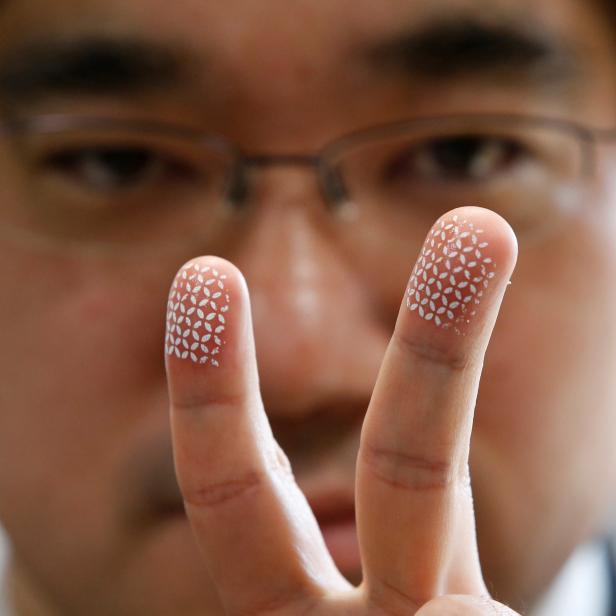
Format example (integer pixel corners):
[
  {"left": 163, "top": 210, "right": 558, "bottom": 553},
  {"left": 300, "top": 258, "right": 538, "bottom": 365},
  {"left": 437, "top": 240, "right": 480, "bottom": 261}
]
[{"left": 1, "top": 0, "right": 616, "bottom": 614}]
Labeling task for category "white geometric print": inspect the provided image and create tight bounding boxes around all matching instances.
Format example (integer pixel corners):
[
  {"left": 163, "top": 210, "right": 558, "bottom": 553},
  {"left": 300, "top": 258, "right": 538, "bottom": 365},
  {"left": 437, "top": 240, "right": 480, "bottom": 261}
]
[
  {"left": 165, "top": 262, "right": 230, "bottom": 366},
  {"left": 407, "top": 215, "right": 496, "bottom": 333}
]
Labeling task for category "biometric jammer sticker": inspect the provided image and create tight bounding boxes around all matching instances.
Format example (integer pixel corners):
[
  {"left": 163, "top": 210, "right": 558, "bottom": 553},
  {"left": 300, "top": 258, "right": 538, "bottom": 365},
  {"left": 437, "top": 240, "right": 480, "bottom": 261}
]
[
  {"left": 165, "top": 262, "right": 230, "bottom": 366},
  {"left": 407, "top": 215, "right": 496, "bottom": 334}
]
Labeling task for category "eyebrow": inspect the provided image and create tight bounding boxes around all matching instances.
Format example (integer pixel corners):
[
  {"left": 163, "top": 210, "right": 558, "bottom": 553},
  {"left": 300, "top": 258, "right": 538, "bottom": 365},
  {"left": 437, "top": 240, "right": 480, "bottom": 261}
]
[
  {"left": 0, "top": 36, "right": 185, "bottom": 105},
  {"left": 0, "top": 17, "right": 578, "bottom": 110},
  {"left": 366, "top": 18, "right": 579, "bottom": 88}
]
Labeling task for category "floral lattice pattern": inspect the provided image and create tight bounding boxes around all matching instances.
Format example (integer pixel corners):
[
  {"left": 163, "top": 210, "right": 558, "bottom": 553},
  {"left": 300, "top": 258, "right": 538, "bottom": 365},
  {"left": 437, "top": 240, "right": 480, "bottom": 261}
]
[
  {"left": 406, "top": 215, "right": 496, "bottom": 333},
  {"left": 165, "top": 262, "right": 230, "bottom": 366}
]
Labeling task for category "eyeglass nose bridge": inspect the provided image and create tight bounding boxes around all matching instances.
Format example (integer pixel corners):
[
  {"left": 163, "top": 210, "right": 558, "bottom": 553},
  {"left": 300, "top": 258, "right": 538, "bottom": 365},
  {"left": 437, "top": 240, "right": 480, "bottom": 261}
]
[{"left": 229, "top": 152, "right": 350, "bottom": 210}]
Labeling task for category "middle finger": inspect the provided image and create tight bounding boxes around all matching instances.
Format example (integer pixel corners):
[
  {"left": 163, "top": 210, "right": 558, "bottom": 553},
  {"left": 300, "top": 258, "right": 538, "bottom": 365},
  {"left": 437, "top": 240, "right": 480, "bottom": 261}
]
[{"left": 356, "top": 207, "right": 517, "bottom": 612}]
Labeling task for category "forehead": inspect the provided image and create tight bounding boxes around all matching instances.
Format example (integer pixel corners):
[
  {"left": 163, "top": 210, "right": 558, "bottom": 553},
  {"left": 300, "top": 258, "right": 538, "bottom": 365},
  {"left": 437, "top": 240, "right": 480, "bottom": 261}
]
[
  {"left": 0, "top": 0, "right": 614, "bottom": 146},
  {"left": 0, "top": 0, "right": 607, "bottom": 65}
]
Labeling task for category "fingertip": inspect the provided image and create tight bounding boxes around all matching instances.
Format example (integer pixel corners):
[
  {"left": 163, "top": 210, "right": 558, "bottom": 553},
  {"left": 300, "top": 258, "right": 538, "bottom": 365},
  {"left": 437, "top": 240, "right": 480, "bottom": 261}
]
[
  {"left": 164, "top": 256, "right": 257, "bottom": 407},
  {"left": 449, "top": 205, "right": 519, "bottom": 275},
  {"left": 402, "top": 206, "right": 518, "bottom": 341}
]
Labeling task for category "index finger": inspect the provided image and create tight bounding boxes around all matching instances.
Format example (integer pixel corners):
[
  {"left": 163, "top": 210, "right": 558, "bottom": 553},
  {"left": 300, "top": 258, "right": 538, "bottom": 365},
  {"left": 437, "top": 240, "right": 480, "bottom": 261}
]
[
  {"left": 165, "top": 258, "right": 349, "bottom": 616},
  {"left": 356, "top": 207, "right": 518, "bottom": 612}
]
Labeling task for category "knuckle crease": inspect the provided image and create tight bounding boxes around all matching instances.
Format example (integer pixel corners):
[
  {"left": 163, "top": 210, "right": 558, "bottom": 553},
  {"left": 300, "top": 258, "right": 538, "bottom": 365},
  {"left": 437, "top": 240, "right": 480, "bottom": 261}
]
[{"left": 362, "top": 444, "right": 456, "bottom": 491}]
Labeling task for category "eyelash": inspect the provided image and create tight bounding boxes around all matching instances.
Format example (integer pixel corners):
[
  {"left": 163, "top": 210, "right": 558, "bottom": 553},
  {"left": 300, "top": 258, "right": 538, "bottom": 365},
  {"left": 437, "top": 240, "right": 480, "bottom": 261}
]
[
  {"left": 383, "top": 135, "right": 527, "bottom": 184},
  {"left": 40, "top": 146, "right": 199, "bottom": 193}
]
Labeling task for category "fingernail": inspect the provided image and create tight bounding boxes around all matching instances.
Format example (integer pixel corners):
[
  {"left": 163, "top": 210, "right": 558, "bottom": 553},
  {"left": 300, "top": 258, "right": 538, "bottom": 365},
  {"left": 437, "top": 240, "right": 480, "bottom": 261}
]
[
  {"left": 165, "top": 260, "right": 230, "bottom": 366},
  {"left": 406, "top": 214, "right": 496, "bottom": 334}
]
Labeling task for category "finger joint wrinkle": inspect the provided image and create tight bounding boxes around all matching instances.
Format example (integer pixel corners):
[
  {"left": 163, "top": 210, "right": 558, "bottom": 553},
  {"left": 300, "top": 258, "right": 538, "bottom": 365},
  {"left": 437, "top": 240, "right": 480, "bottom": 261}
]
[
  {"left": 362, "top": 444, "right": 456, "bottom": 491},
  {"left": 394, "top": 332, "right": 471, "bottom": 372},
  {"left": 183, "top": 471, "right": 263, "bottom": 508}
]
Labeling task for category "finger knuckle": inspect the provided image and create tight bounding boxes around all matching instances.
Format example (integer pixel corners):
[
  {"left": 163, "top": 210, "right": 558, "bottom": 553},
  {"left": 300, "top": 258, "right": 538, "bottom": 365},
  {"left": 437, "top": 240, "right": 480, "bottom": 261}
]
[
  {"left": 181, "top": 447, "right": 293, "bottom": 510},
  {"left": 171, "top": 390, "right": 251, "bottom": 414},
  {"left": 361, "top": 443, "right": 458, "bottom": 492},
  {"left": 182, "top": 470, "right": 264, "bottom": 509},
  {"left": 394, "top": 331, "right": 471, "bottom": 372}
]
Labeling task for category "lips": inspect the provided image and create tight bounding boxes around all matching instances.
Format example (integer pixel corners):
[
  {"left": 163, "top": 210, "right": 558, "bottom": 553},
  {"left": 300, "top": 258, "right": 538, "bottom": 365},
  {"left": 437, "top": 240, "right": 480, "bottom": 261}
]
[
  {"left": 304, "top": 487, "right": 362, "bottom": 576},
  {"left": 144, "top": 471, "right": 362, "bottom": 574},
  {"left": 128, "top": 436, "right": 362, "bottom": 577}
]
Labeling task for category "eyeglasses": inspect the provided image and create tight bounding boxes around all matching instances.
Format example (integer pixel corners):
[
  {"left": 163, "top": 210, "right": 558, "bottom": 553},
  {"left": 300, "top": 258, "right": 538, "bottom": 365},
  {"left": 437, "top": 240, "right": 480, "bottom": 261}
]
[{"left": 0, "top": 113, "right": 614, "bottom": 252}]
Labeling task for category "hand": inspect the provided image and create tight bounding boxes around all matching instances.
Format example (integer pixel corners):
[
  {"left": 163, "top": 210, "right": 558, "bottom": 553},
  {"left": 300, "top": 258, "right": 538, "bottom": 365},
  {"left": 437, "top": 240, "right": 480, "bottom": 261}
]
[{"left": 164, "top": 206, "right": 520, "bottom": 615}]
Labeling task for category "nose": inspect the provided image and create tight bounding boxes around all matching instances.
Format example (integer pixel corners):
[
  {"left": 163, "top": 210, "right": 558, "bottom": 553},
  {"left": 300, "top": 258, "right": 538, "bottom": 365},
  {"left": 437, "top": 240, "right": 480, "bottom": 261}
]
[{"left": 230, "top": 167, "right": 388, "bottom": 420}]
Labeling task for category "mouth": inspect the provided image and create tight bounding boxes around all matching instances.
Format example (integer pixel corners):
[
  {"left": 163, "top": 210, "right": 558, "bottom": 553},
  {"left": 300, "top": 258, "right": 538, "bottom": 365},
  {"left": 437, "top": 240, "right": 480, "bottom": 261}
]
[
  {"left": 131, "top": 441, "right": 362, "bottom": 578},
  {"left": 147, "top": 489, "right": 362, "bottom": 577},
  {"left": 305, "top": 487, "right": 361, "bottom": 576}
]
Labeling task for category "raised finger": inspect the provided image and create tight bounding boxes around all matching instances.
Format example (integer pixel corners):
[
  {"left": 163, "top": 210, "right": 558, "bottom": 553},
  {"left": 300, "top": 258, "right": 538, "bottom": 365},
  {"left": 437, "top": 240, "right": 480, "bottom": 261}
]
[
  {"left": 356, "top": 207, "right": 518, "bottom": 611},
  {"left": 165, "top": 257, "right": 349, "bottom": 616}
]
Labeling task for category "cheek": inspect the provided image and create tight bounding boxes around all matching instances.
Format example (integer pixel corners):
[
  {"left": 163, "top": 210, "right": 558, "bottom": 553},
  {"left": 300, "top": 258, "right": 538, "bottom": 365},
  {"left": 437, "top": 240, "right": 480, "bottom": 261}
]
[
  {"left": 0, "top": 251, "right": 174, "bottom": 400},
  {"left": 468, "top": 222, "right": 616, "bottom": 596},
  {"left": 474, "top": 223, "right": 616, "bottom": 507},
  {"left": 0, "top": 250, "right": 175, "bottom": 523}
]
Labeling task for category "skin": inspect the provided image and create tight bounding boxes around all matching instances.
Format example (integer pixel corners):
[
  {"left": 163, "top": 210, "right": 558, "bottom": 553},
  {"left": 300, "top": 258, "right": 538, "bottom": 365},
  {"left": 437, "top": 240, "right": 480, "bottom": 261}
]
[
  {"left": 166, "top": 213, "right": 518, "bottom": 616},
  {"left": 0, "top": 0, "right": 615, "bottom": 614}
]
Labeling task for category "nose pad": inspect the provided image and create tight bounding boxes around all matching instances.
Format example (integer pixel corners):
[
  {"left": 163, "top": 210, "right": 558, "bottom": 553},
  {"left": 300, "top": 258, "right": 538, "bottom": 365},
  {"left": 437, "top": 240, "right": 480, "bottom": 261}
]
[
  {"left": 317, "top": 161, "right": 363, "bottom": 224},
  {"left": 319, "top": 163, "right": 349, "bottom": 208},
  {"left": 227, "top": 154, "right": 349, "bottom": 215},
  {"left": 227, "top": 164, "right": 250, "bottom": 209},
  {"left": 239, "top": 162, "right": 330, "bottom": 220}
]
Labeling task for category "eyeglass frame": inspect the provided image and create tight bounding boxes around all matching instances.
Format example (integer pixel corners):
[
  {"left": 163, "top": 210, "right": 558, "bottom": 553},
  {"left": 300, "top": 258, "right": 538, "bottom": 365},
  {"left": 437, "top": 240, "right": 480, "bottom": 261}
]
[{"left": 2, "top": 111, "right": 616, "bottom": 212}]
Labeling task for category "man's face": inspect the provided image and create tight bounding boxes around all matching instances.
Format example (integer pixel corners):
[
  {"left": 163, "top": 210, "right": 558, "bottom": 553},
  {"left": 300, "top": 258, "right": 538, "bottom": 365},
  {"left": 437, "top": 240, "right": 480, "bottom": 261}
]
[{"left": 1, "top": 0, "right": 616, "bottom": 614}]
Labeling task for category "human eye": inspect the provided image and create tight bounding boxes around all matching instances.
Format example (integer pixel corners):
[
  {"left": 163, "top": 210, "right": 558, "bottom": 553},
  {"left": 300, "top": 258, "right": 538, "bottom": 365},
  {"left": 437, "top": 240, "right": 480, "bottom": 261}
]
[
  {"left": 383, "top": 134, "right": 528, "bottom": 185},
  {"left": 39, "top": 143, "right": 199, "bottom": 195}
]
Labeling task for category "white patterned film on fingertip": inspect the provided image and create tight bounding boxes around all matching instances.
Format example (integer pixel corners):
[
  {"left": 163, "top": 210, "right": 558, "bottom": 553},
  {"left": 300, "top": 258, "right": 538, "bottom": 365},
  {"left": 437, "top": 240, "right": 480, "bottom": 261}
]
[
  {"left": 165, "top": 262, "right": 229, "bottom": 366},
  {"left": 406, "top": 215, "right": 496, "bottom": 334}
]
